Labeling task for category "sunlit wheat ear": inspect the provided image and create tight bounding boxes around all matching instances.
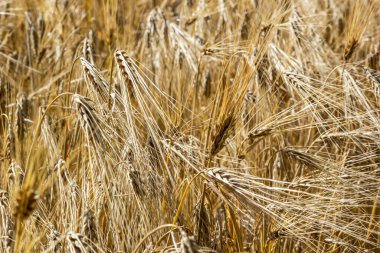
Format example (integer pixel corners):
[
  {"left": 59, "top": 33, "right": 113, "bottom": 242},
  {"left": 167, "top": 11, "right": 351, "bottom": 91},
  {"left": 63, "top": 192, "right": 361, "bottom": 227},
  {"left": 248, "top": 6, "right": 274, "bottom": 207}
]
[
  {"left": 72, "top": 94, "right": 104, "bottom": 146},
  {"left": 80, "top": 58, "right": 114, "bottom": 106},
  {"left": 7, "top": 161, "right": 23, "bottom": 186},
  {"left": 25, "top": 12, "right": 38, "bottom": 58},
  {"left": 115, "top": 48, "right": 176, "bottom": 110},
  {"left": 114, "top": 50, "right": 140, "bottom": 90},
  {"left": 83, "top": 30, "right": 94, "bottom": 64},
  {"left": 281, "top": 147, "right": 325, "bottom": 171},
  {"left": 208, "top": 166, "right": 380, "bottom": 250},
  {"left": 72, "top": 94, "right": 121, "bottom": 156},
  {"left": 114, "top": 48, "right": 173, "bottom": 127},
  {"left": 342, "top": 69, "right": 379, "bottom": 127},
  {"left": 145, "top": 7, "right": 168, "bottom": 50},
  {"left": 289, "top": 9, "right": 304, "bottom": 45},
  {"left": 168, "top": 23, "right": 202, "bottom": 72},
  {"left": 344, "top": 1, "right": 377, "bottom": 61},
  {"left": 114, "top": 49, "right": 136, "bottom": 97},
  {"left": 239, "top": 127, "right": 273, "bottom": 157}
]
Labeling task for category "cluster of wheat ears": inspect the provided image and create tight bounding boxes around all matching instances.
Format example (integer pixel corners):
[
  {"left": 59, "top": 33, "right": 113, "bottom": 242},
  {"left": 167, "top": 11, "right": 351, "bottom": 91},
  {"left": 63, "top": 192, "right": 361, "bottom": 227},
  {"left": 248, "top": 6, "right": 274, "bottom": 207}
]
[{"left": 0, "top": 0, "right": 380, "bottom": 252}]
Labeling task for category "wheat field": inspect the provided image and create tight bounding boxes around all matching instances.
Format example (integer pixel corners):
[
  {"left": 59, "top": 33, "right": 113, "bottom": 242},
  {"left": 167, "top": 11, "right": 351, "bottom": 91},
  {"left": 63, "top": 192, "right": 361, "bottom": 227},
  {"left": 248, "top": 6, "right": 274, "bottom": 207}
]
[{"left": 1, "top": 0, "right": 380, "bottom": 252}]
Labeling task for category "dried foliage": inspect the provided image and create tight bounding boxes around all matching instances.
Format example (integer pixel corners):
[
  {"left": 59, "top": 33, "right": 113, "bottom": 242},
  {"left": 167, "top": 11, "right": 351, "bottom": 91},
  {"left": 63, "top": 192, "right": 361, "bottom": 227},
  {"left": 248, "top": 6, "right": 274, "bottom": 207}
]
[{"left": 0, "top": 0, "right": 380, "bottom": 252}]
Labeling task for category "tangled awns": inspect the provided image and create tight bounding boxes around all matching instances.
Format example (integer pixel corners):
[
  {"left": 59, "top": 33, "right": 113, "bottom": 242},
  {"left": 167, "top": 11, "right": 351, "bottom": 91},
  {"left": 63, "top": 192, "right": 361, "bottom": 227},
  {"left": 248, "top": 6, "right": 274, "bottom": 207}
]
[{"left": 1, "top": 0, "right": 380, "bottom": 252}]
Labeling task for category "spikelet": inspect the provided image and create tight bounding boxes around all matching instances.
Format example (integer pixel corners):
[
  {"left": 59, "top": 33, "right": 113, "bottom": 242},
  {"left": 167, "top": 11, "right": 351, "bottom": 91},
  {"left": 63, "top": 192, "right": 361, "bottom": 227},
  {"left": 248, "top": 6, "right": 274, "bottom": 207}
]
[
  {"left": 80, "top": 58, "right": 114, "bottom": 105},
  {"left": 282, "top": 147, "right": 323, "bottom": 170},
  {"left": 72, "top": 94, "right": 104, "bottom": 145},
  {"left": 145, "top": 7, "right": 168, "bottom": 49},
  {"left": 5, "top": 122, "right": 15, "bottom": 161},
  {"left": 128, "top": 166, "right": 146, "bottom": 197},
  {"left": 7, "top": 161, "right": 22, "bottom": 185},
  {"left": 83, "top": 31, "right": 94, "bottom": 64},
  {"left": 25, "top": 12, "right": 39, "bottom": 57},
  {"left": 114, "top": 49, "right": 136, "bottom": 94},
  {"left": 211, "top": 114, "right": 236, "bottom": 156},
  {"left": 248, "top": 127, "right": 272, "bottom": 143}
]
